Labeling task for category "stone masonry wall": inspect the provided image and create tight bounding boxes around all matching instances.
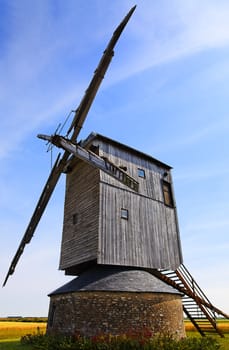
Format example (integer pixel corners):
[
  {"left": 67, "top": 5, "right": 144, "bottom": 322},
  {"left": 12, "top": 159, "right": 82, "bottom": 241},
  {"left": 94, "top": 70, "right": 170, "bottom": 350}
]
[{"left": 47, "top": 291, "right": 185, "bottom": 338}]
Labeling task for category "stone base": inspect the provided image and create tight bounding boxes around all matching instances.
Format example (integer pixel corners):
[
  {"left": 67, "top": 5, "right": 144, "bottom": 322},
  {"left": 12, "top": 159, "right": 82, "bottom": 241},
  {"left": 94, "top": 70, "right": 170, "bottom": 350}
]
[
  {"left": 47, "top": 267, "right": 185, "bottom": 338},
  {"left": 48, "top": 291, "right": 185, "bottom": 338}
]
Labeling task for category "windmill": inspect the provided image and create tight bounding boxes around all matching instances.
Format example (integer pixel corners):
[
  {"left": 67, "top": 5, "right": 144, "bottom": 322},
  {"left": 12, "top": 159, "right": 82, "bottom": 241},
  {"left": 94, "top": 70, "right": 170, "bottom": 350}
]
[{"left": 4, "top": 6, "right": 228, "bottom": 338}]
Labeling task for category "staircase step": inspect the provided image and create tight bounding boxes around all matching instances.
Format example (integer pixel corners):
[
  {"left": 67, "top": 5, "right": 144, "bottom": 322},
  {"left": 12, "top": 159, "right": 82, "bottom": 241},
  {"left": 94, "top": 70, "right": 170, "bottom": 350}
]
[{"left": 156, "top": 264, "right": 228, "bottom": 338}]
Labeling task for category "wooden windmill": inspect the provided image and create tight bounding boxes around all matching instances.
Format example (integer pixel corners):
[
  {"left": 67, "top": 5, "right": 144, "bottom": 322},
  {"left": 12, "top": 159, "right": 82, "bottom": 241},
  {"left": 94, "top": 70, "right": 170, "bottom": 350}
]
[{"left": 4, "top": 6, "right": 228, "bottom": 338}]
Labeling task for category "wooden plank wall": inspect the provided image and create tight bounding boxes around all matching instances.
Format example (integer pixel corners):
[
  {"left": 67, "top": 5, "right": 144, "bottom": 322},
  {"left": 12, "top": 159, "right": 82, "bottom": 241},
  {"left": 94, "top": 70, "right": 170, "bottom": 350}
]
[
  {"left": 98, "top": 185, "right": 181, "bottom": 270},
  {"left": 97, "top": 139, "right": 182, "bottom": 270},
  {"left": 59, "top": 160, "right": 100, "bottom": 270}
]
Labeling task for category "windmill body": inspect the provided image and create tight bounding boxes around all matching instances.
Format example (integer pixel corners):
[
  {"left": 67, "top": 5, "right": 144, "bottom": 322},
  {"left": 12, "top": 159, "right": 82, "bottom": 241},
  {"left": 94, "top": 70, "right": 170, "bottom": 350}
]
[
  {"left": 60, "top": 132, "right": 182, "bottom": 275},
  {"left": 45, "top": 132, "right": 186, "bottom": 337}
]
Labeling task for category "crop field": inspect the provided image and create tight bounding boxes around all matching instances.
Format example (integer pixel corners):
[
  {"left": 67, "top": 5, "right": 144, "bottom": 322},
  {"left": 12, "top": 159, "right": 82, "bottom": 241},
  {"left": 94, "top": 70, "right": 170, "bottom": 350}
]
[
  {"left": 0, "top": 320, "right": 46, "bottom": 341},
  {"left": 184, "top": 318, "right": 229, "bottom": 333},
  {"left": 0, "top": 319, "right": 228, "bottom": 349}
]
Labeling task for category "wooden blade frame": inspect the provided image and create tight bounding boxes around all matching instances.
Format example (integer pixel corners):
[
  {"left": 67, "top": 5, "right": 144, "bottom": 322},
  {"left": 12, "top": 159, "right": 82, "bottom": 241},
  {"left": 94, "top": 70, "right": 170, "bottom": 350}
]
[
  {"left": 39, "top": 134, "right": 139, "bottom": 192},
  {"left": 3, "top": 6, "right": 136, "bottom": 286}
]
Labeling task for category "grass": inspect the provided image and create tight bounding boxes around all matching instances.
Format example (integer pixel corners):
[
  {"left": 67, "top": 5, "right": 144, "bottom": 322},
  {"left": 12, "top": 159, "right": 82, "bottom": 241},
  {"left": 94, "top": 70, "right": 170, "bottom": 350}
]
[
  {"left": 0, "top": 340, "right": 34, "bottom": 350},
  {"left": 186, "top": 332, "right": 229, "bottom": 350},
  {"left": 185, "top": 319, "right": 229, "bottom": 350},
  {"left": 184, "top": 319, "right": 229, "bottom": 350}
]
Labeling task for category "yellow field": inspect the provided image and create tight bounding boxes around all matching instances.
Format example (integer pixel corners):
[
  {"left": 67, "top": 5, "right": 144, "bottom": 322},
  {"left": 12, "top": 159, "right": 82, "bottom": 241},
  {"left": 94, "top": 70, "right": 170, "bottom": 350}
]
[
  {"left": 0, "top": 321, "right": 47, "bottom": 340},
  {"left": 0, "top": 320, "right": 228, "bottom": 342},
  {"left": 184, "top": 319, "right": 229, "bottom": 333}
]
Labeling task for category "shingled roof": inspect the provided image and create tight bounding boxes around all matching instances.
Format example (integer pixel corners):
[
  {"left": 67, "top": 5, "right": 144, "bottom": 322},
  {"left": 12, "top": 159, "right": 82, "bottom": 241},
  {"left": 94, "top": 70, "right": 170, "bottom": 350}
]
[{"left": 49, "top": 266, "right": 181, "bottom": 296}]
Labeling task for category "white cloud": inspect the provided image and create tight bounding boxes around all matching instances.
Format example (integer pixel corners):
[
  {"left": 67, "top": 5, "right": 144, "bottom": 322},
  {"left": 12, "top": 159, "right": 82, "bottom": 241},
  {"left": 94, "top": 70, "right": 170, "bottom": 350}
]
[
  {"left": 2, "top": 1, "right": 229, "bottom": 160},
  {"left": 110, "top": 1, "right": 229, "bottom": 82},
  {"left": 177, "top": 1, "right": 229, "bottom": 49}
]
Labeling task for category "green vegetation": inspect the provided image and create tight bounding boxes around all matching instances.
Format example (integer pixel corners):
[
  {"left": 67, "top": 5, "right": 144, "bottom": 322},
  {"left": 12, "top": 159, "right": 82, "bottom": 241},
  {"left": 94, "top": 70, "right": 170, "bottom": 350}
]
[
  {"left": 0, "top": 340, "right": 33, "bottom": 350},
  {"left": 20, "top": 332, "right": 221, "bottom": 349},
  {"left": 1, "top": 335, "right": 228, "bottom": 350},
  {"left": 0, "top": 320, "right": 228, "bottom": 350},
  {"left": 185, "top": 333, "right": 229, "bottom": 350}
]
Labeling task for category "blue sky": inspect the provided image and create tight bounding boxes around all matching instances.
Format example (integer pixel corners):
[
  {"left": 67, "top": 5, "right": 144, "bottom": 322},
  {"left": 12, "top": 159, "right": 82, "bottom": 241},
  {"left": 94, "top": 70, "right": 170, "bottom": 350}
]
[{"left": 0, "top": 0, "right": 229, "bottom": 317}]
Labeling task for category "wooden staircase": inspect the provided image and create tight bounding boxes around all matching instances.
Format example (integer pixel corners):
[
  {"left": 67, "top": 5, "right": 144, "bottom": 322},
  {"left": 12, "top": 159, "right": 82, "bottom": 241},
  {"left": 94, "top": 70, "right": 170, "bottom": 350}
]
[{"left": 152, "top": 264, "right": 229, "bottom": 337}]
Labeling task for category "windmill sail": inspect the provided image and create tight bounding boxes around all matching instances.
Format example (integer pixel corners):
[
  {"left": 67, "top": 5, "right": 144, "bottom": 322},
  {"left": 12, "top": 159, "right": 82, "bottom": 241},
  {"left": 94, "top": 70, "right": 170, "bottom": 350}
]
[
  {"left": 3, "top": 6, "right": 136, "bottom": 286},
  {"left": 67, "top": 5, "right": 136, "bottom": 139}
]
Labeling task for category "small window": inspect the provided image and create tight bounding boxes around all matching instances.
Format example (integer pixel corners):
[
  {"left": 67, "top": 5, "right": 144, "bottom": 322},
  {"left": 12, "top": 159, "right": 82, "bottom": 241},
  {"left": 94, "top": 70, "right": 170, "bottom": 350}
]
[
  {"left": 162, "top": 180, "right": 174, "bottom": 207},
  {"left": 89, "top": 144, "right": 99, "bottom": 155},
  {"left": 73, "top": 213, "right": 78, "bottom": 225},
  {"left": 138, "top": 168, "right": 145, "bottom": 178},
  {"left": 121, "top": 208, "right": 129, "bottom": 220}
]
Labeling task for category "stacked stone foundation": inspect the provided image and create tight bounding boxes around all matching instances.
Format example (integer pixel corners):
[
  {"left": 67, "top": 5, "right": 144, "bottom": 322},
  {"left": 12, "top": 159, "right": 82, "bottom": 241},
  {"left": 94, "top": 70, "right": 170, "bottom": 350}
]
[{"left": 47, "top": 291, "right": 185, "bottom": 338}]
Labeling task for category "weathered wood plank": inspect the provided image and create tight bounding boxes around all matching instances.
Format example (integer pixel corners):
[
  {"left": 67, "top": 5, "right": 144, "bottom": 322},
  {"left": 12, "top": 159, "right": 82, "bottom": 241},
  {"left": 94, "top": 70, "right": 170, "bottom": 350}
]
[
  {"left": 98, "top": 184, "right": 181, "bottom": 270},
  {"left": 59, "top": 160, "right": 99, "bottom": 270}
]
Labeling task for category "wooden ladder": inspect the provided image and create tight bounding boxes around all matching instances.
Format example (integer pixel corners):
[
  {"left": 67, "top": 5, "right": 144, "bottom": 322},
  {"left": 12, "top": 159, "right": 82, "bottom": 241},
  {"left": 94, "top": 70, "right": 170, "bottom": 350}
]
[{"left": 152, "top": 264, "right": 229, "bottom": 337}]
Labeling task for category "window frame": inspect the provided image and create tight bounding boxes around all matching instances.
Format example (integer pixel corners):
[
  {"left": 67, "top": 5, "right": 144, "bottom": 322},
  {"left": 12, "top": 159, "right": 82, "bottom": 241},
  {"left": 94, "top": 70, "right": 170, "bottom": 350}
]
[
  {"left": 138, "top": 168, "right": 145, "bottom": 178},
  {"left": 121, "top": 208, "right": 129, "bottom": 220},
  {"left": 162, "top": 180, "right": 174, "bottom": 207}
]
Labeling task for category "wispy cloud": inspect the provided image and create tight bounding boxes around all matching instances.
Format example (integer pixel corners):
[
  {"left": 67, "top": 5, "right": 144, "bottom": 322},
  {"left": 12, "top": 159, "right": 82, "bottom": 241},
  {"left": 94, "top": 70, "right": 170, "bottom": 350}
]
[
  {"left": 1, "top": 1, "right": 229, "bottom": 160},
  {"left": 167, "top": 117, "right": 229, "bottom": 153},
  {"left": 111, "top": 1, "right": 229, "bottom": 81},
  {"left": 0, "top": 1, "right": 98, "bottom": 158}
]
